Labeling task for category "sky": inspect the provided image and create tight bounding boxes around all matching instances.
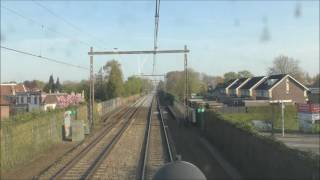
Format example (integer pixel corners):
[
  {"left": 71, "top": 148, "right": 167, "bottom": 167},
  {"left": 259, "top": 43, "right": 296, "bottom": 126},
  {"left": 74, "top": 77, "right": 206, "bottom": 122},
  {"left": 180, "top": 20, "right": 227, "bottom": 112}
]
[{"left": 1, "top": 0, "right": 319, "bottom": 83}]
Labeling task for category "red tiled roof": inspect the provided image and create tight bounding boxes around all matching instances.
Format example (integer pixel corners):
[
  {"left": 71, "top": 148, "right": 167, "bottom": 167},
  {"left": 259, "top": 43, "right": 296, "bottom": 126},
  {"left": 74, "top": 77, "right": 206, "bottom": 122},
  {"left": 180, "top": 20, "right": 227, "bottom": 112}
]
[
  {"left": 0, "top": 96, "right": 10, "bottom": 105},
  {"left": 15, "top": 84, "right": 26, "bottom": 93},
  {"left": 0, "top": 85, "right": 13, "bottom": 96}
]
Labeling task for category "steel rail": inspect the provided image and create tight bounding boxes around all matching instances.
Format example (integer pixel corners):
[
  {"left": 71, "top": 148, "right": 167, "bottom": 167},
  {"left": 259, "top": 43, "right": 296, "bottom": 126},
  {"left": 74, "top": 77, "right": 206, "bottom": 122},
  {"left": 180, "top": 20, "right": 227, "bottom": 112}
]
[
  {"left": 34, "top": 101, "right": 136, "bottom": 179},
  {"left": 157, "top": 96, "right": 174, "bottom": 162},
  {"left": 51, "top": 96, "right": 147, "bottom": 179},
  {"left": 136, "top": 96, "right": 154, "bottom": 180},
  {"left": 84, "top": 96, "right": 148, "bottom": 179}
]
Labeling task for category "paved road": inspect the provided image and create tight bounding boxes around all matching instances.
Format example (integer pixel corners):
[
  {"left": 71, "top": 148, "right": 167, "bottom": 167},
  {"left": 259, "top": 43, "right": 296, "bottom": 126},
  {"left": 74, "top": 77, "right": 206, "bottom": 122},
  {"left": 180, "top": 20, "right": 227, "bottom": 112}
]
[
  {"left": 261, "top": 132, "right": 320, "bottom": 154},
  {"left": 165, "top": 107, "right": 233, "bottom": 180}
]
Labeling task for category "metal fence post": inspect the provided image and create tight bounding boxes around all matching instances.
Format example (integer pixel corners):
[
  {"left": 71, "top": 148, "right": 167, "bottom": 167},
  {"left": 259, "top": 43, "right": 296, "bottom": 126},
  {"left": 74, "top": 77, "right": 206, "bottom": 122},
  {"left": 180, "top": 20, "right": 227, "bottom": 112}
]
[{"left": 281, "top": 102, "right": 285, "bottom": 136}]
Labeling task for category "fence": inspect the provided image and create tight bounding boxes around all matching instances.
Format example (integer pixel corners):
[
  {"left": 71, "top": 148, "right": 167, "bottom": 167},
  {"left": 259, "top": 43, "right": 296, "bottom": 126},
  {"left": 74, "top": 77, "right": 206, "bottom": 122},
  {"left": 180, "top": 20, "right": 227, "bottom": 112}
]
[
  {"left": 96, "top": 94, "right": 140, "bottom": 119},
  {"left": 0, "top": 105, "right": 87, "bottom": 170}
]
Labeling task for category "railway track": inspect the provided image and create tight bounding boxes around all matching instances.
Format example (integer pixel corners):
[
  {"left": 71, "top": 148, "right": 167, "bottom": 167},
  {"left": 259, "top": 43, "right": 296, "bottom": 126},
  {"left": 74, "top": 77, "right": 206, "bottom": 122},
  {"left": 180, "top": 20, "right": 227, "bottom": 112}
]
[
  {"left": 88, "top": 95, "right": 153, "bottom": 179},
  {"left": 37, "top": 96, "right": 148, "bottom": 179},
  {"left": 137, "top": 95, "right": 175, "bottom": 180}
]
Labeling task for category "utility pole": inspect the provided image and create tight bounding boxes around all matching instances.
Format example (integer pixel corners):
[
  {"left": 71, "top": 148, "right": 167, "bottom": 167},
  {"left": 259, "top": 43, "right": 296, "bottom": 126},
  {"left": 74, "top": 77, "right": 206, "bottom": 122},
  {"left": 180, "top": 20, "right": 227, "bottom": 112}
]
[
  {"left": 184, "top": 45, "right": 189, "bottom": 123},
  {"left": 281, "top": 102, "right": 285, "bottom": 136},
  {"left": 89, "top": 47, "right": 94, "bottom": 130},
  {"left": 88, "top": 47, "right": 190, "bottom": 126}
]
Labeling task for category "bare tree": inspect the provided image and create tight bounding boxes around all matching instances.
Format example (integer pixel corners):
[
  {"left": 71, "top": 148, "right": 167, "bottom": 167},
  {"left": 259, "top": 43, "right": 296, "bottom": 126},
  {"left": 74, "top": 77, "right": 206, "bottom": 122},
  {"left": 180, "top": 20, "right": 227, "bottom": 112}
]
[{"left": 268, "top": 55, "right": 304, "bottom": 82}]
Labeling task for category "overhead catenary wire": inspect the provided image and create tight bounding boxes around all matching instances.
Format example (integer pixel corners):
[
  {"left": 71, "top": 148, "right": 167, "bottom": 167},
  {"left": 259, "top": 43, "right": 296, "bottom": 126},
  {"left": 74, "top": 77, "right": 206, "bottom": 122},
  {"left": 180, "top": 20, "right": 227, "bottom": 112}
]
[
  {"left": 32, "top": 1, "right": 106, "bottom": 49},
  {"left": 152, "top": 0, "right": 160, "bottom": 75},
  {"left": 1, "top": 46, "right": 88, "bottom": 70},
  {"left": 1, "top": 5, "right": 91, "bottom": 47}
]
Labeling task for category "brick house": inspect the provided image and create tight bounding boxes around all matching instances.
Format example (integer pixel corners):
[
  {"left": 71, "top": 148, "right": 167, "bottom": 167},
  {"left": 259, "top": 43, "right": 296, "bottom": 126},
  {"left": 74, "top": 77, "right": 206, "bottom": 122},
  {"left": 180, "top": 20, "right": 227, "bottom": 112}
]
[
  {"left": 0, "top": 96, "right": 10, "bottom": 119},
  {"left": 0, "top": 83, "right": 26, "bottom": 118},
  {"left": 217, "top": 79, "right": 239, "bottom": 95},
  {"left": 229, "top": 78, "right": 250, "bottom": 97},
  {"left": 255, "top": 74, "right": 309, "bottom": 103},
  {"left": 240, "top": 76, "right": 266, "bottom": 99}
]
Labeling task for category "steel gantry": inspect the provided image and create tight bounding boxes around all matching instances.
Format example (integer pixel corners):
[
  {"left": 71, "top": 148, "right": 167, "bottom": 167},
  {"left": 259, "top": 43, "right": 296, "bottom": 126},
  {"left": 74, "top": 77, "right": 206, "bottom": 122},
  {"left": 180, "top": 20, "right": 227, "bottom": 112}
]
[{"left": 87, "top": 46, "right": 190, "bottom": 130}]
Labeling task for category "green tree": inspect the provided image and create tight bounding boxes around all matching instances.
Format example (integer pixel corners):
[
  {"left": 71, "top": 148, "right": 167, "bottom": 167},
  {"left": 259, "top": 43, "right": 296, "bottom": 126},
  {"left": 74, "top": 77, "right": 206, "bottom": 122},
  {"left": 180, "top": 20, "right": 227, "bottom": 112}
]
[
  {"left": 43, "top": 75, "right": 55, "bottom": 93},
  {"left": 104, "top": 60, "right": 124, "bottom": 99},
  {"left": 124, "top": 76, "right": 143, "bottom": 96},
  {"left": 34, "top": 80, "right": 45, "bottom": 90},
  {"left": 95, "top": 82, "right": 108, "bottom": 101},
  {"left": 165, "top": 69, "right": 202, "bottom": 101},
  {"left": 223, "top": 72, "right": 238, "bottom": 82},
  {"left": 238, "top": 70, "right": 253, "bottom": 78},
  {"left": 55, "top": 77, "right": 62, "bottom": 92}
]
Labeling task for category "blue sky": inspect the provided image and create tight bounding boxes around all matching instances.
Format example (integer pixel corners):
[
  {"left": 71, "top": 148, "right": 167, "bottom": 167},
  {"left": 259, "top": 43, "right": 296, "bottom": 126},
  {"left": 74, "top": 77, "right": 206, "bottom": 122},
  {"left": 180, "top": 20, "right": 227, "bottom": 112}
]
[{"left": 1, "top": 0, "right": 319, "bottom": 83}]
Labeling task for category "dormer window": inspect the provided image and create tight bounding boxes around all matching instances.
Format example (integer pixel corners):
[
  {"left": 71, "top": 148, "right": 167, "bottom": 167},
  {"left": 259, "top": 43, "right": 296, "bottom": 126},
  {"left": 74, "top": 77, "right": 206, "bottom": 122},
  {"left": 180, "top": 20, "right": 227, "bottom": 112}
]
[{"left": 267, "top": 79, "right": 277, "bottom": 86}]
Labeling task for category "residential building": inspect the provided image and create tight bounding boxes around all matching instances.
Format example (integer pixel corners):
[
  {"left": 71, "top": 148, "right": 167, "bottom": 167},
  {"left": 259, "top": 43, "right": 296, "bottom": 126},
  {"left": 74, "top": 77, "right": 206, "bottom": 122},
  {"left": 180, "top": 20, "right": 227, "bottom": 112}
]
[
  {"left": 0, "top": 83, "right": 27, "bottom": 116},
  {"left": 15, "top": 91, "right": 42, "bottom": 112},
  {"left": 240, "top": 76, "right": 266, "bottom": 99},
  {"left": 255, "top": 74, "right": 309, "bottom": 103},
  {"left": 43, "top": 94, "right": 59, "bottom": 111},
  {"left": 228, "top": 78, "right": 250, "bottom": 97},
  {"left": 217, "top": 79, "right": 238, "bottom": 95},
  {"left": 23, "top": 81, "right": 41, "bottom": 92},
  {"left": 308, "top": 88, "right": 319, "bottom": 104},
  {"left": 0, "top": 96, "right": 10, "bottom": 119}
]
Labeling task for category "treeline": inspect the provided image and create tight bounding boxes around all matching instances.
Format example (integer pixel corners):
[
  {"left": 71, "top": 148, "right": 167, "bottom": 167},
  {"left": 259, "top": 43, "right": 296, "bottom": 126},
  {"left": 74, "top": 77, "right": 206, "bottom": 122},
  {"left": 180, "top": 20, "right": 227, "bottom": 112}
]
[
  {"left": 160, "top": 69, "right": 208, "bottom": 101},
  {"left": 161, "top": 55, "right": 319, "bottom": 101},
  {"left": 160, "top": 69, "right": 255, "bottom": 101},
  {"left": 93, "top": 60, "right": 153, "bottom": 101},
  {"left": 24, "top": 60, "right": 153, "bottom": 102}
]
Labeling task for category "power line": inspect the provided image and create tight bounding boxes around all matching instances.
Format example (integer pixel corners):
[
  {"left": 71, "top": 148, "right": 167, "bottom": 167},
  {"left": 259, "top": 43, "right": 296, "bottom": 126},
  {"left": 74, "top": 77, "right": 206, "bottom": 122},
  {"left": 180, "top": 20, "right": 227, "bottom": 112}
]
[
  {"left": 32, "top": 1, "right": 106, "bottom": 49},
  {"left": 1, "top": 46, "right": 88, "bottom": 70},
  {"left": 1, "top": 5, "right": 91, "bottom": 47},
  {"left": 152, "top": 0, "right": 160, "bottom": 75}
]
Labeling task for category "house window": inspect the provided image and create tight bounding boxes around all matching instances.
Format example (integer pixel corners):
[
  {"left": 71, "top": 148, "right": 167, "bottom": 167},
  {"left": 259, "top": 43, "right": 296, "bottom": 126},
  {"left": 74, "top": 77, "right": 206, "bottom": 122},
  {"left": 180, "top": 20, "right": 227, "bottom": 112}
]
[
  {"left": 27, "top": 96, "right": 31, "bottom": 103},
  {"left": 34, "top": 96, "right": 38, "bottom": 104},
  {"left": 21, "top": 97, "right": 24, "bottom": 103},
  {"left": 17, "top": 97, "right": 19, "bottom": 104},
  {"left": 257, "top": 90, "right": 268, "bottom": 97},
  {"left": 286, "top": 79, "right": 290, "bottom": 94},
  {"left": 257, "top": 90, "right": 263, "bottom": 97}
]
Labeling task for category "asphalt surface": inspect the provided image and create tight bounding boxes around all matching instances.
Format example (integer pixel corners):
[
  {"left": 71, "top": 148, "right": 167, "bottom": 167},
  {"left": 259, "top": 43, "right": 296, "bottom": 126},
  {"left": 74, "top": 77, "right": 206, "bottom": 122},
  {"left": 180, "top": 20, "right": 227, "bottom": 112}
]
[
  {"left": 164, "top": 107, "right": 232, "bottom": 180},
  {"left": 260, "top": 132, "right": 320, "bottom": 155}
]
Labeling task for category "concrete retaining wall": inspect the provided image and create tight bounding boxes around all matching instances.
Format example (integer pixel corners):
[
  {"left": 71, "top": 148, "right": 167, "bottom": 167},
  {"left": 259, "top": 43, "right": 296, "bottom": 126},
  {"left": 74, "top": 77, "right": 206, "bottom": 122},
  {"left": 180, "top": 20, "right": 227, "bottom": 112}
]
[{"left": 97, "top": 94, "right": 140, "bottom": 118}]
